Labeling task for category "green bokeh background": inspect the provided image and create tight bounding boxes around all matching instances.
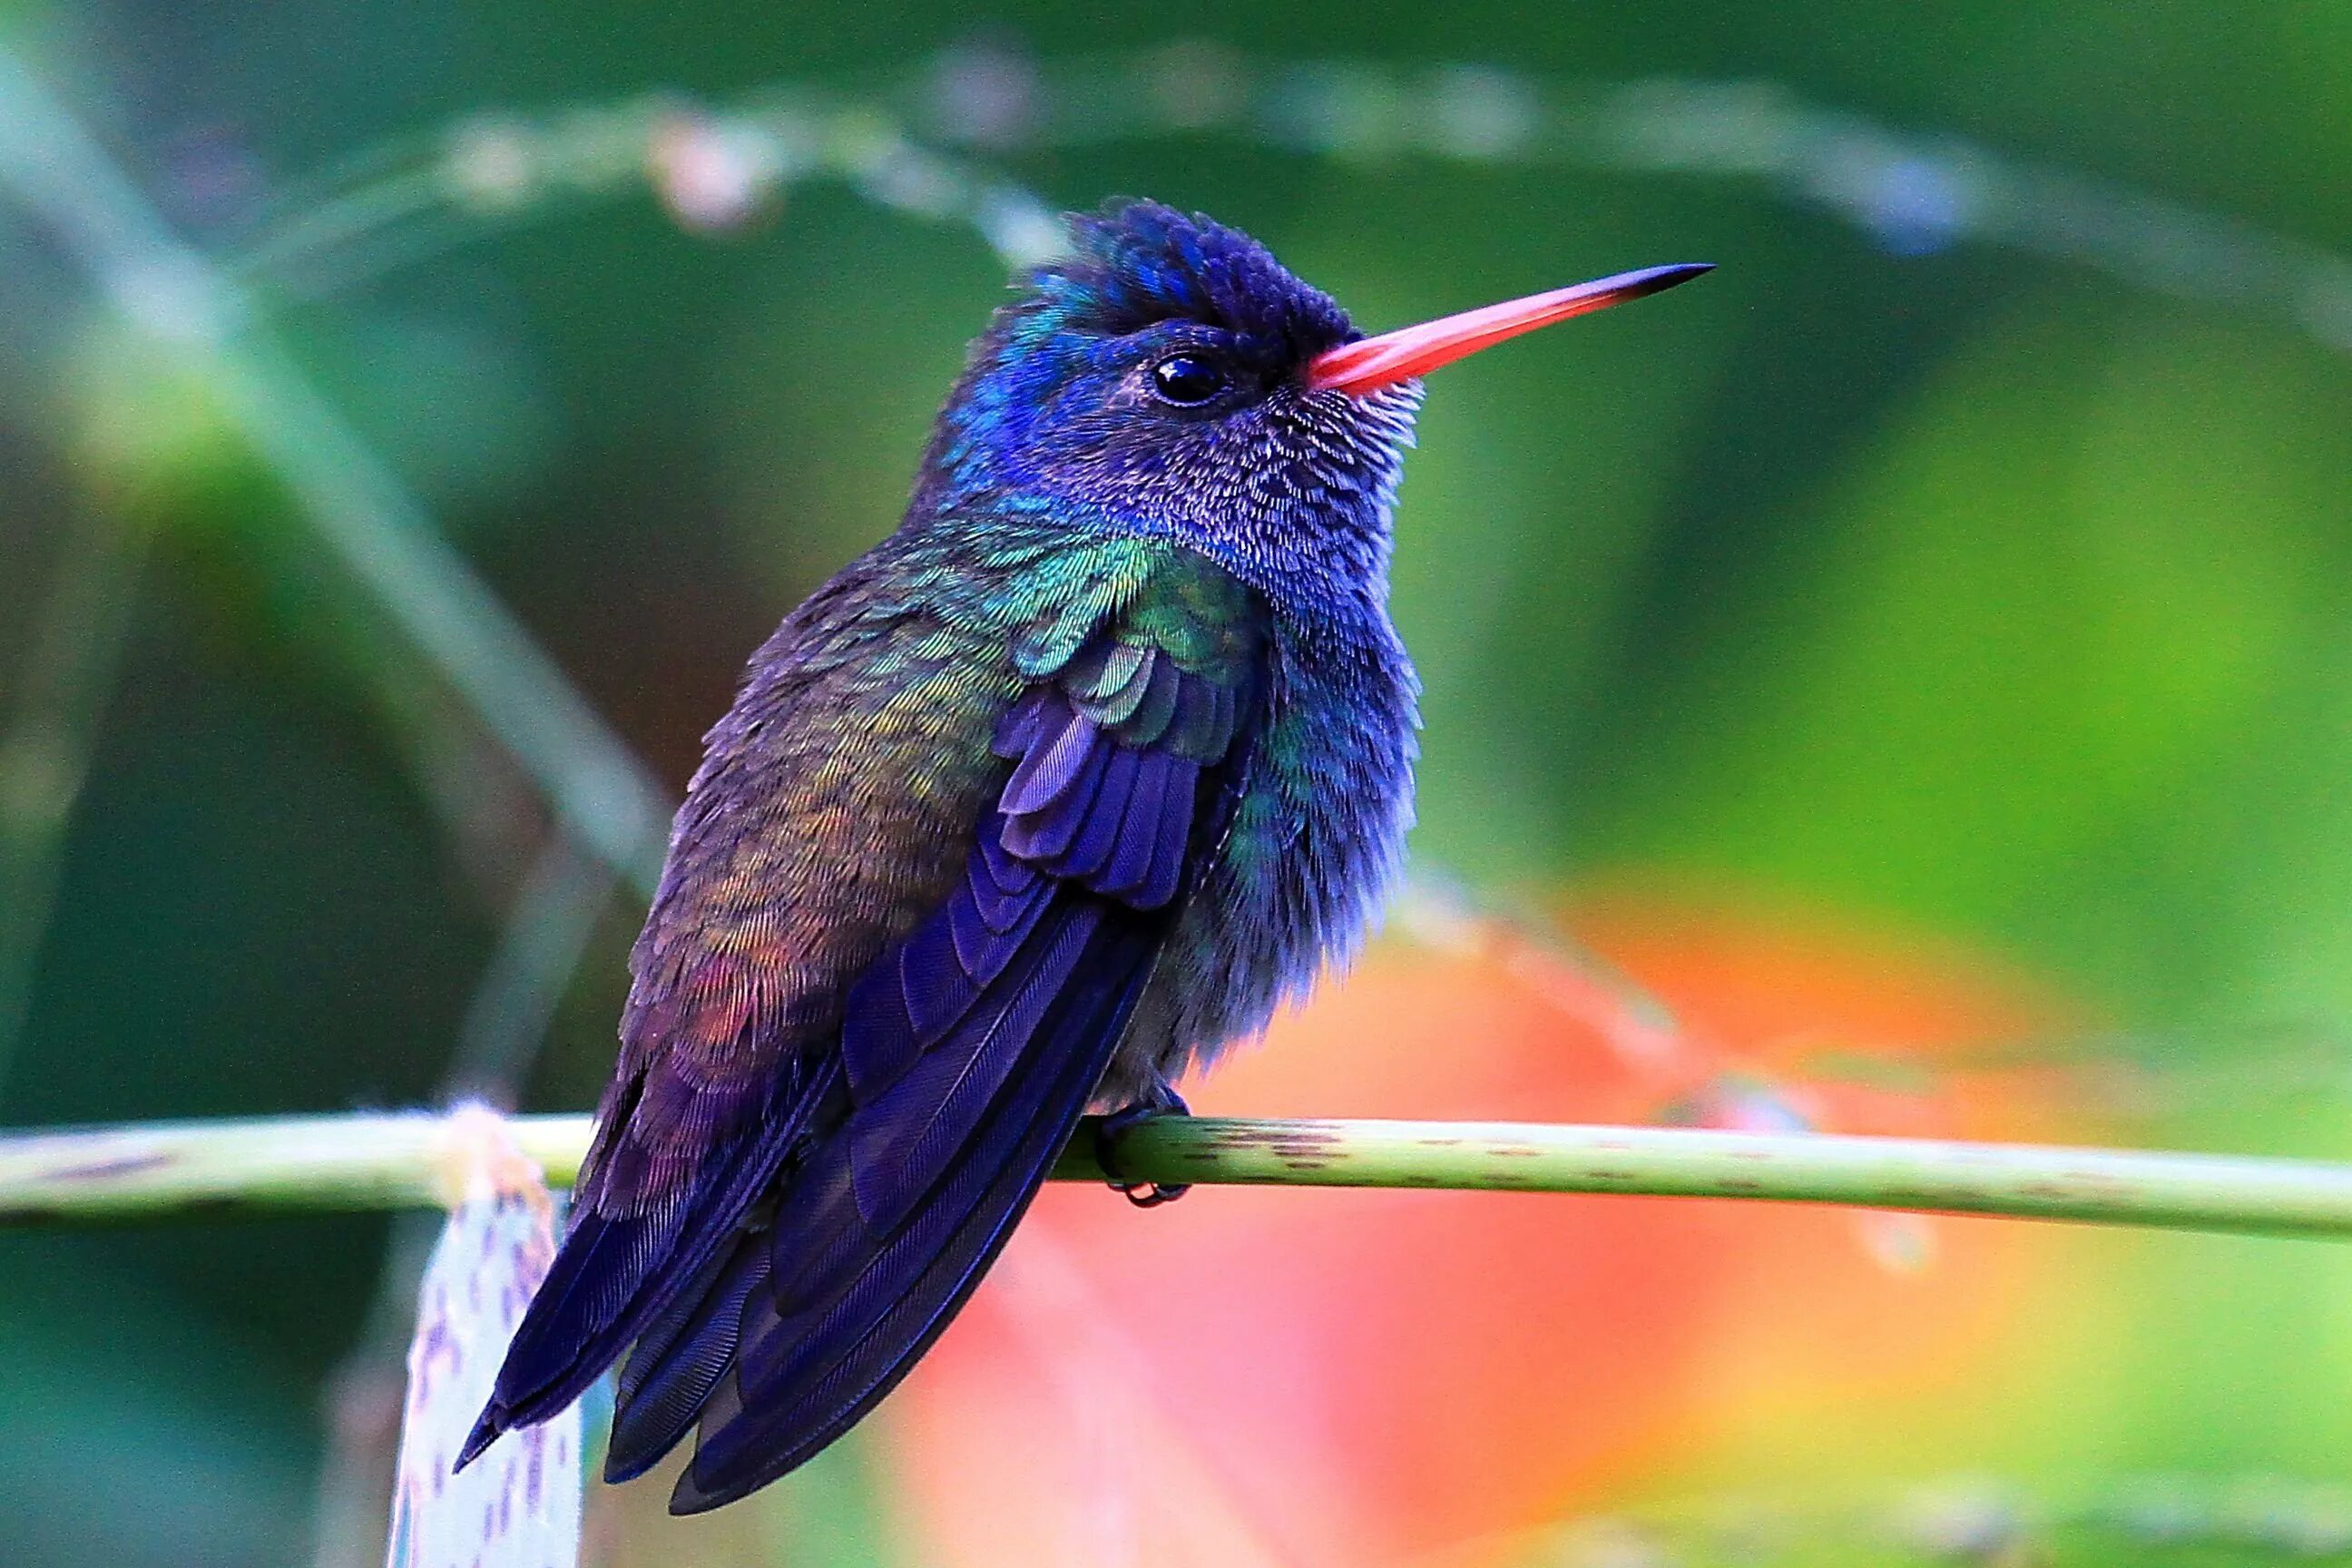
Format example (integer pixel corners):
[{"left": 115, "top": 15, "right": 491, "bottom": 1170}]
[{"left": 5, "top": 3, "right": 2352, "bottom": 1563}]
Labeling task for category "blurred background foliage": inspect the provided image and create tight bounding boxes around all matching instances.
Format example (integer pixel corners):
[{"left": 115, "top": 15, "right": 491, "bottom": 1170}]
[{"left": 6, "top": 3, "right": 2352, "bottom": 1565}]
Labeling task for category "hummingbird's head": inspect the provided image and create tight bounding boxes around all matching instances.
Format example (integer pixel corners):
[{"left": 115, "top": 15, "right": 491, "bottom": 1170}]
[{"left": 921, "top": 200, "right": 1708, "bottom": 608}]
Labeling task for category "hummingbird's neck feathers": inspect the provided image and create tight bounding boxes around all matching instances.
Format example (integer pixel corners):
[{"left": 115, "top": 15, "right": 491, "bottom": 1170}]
[{"left": 902, "top": 478, "right": 1406, "bottom": 632}]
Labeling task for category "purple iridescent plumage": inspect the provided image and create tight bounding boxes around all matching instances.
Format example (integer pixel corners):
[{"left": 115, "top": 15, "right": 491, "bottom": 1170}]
[{"left": 463, "top": 200, "right": 1423, "bottom": 1512}]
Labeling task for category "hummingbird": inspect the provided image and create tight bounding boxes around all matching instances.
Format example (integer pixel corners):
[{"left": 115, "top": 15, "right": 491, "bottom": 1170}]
[{"left": 459, "top": 200, "right": 1708, "bottom": 1512}]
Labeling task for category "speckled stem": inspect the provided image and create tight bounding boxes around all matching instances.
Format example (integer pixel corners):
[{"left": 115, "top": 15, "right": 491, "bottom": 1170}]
[
  {"left": 0, "top": 1112, "right": 593, "bottom": 1221},
  {"left": 6, "top": 1109, "right": 2352, "bottom": 1240},
  {"left": 1059, "top": 1117, "right": 2352, "bottom": 1239}
]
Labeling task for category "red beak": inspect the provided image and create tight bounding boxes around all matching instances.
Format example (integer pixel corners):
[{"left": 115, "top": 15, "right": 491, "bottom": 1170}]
[{"left": 1305, "top": 262, "right": 1713, "bottom": 397}]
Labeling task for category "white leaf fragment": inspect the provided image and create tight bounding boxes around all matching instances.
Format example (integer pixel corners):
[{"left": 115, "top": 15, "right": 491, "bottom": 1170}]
[{"left": 387, "top": 1106, "right": 582, "bottom": 1568}]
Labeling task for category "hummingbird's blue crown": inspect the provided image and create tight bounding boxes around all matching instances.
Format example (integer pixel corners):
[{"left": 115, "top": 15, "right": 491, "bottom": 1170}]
[{"left": 1025, "top": 200, "right": 1357, "bottom": 364}]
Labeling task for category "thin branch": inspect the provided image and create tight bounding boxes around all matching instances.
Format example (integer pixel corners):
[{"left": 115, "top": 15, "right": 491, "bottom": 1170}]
[
  {"left": 0, "top": 45, "right": 674, "bottom": 898},
  {"left": 217, "top": 48, "right": 2352, "bottom": 360},
  {"left": 442, "top": 835, "right": 618, "bottom": 1102},
  {"left": 8, "top": 1109, "right": 2352, "bottom": 1240},
  {"left": 0, "top": 505, "right": 149, "bottom": 1102}
]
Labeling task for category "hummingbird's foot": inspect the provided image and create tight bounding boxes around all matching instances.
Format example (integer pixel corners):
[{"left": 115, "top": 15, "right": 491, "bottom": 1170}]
[{"left": 1095, "top": 1082, "right": 1191, "bottom": 1209}]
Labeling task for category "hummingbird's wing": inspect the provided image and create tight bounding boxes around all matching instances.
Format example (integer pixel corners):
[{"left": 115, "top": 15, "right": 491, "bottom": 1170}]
[
  {"left": 465, "top": 536, "right": 1259, "bottom": 1510},
  {"left": 646, "top": 622, "right": 1251, "bottom": 1512}
]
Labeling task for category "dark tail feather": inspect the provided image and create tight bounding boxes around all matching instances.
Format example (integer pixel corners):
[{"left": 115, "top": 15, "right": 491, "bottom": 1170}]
[
  {"left": 602, "top": 1234, "right": 773, "bottom": 1482},
  {"left": 457, "top": 1064, "right": 830, "bottom": 1467},
  {"left": 665, "top": 903, "right": 1159, "bottom": 1512}
]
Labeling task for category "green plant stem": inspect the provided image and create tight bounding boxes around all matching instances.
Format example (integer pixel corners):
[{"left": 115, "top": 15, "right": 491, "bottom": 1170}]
[{"left": 9, "top": 1109, "right": 2352, "bottom": 1240}]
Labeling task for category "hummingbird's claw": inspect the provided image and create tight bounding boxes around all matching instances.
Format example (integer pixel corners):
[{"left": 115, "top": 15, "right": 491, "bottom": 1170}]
[
  {"left": 1120, "top": 1180, "right": 1187, "bottom": 1210},
  {"left": 1095, "top": 1083, "right": 1191, "bottom": 1208}
]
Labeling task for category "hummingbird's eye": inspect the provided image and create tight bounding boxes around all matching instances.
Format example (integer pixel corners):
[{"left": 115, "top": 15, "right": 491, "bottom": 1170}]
[{"left": 1150, "top": 354, "right": 1227, "bottom": 407}]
